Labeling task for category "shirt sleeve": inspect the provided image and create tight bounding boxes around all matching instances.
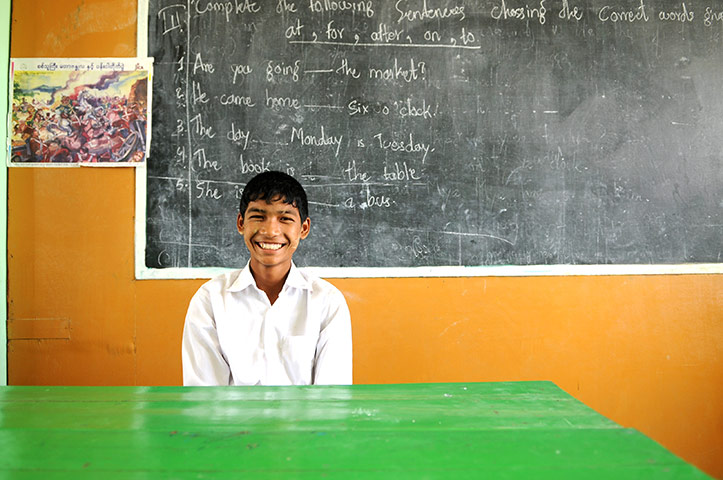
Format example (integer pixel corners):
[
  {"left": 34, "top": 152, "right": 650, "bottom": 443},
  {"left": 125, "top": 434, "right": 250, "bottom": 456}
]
[
  {"left": 182, "top": 287, "right": 232, "bottom": 386},
  {"left": 312, "top": 288, "right": 353, "bottom": 385}
]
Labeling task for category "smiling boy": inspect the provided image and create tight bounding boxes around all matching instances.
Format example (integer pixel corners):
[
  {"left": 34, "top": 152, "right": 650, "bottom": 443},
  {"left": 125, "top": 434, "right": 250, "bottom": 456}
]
[{"left": 182, "top": 171, "right": 352, "bottom": 386}]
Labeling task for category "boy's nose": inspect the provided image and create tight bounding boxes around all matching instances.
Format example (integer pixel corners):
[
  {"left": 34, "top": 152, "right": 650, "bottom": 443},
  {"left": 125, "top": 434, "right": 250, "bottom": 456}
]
[{"left": 260, "top": 218, "right": 281, "bottom": 235}]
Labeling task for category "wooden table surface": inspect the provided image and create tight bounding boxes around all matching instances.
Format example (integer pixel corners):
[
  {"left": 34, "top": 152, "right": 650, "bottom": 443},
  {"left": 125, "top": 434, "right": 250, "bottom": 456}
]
[{"left": 0, "top": 381, "right": 709, "bottom": 479}]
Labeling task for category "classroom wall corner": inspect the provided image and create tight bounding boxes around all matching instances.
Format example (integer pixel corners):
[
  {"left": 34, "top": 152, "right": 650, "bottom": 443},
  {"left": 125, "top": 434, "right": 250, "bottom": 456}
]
[{"left": 1, "top": 1, "right": 10, "bottom": 386}]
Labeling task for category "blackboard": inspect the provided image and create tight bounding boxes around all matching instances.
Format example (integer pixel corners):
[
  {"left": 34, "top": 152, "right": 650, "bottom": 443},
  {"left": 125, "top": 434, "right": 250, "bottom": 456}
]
[{"left": 144, "top": 0, "right": 722, "bottom": 273}]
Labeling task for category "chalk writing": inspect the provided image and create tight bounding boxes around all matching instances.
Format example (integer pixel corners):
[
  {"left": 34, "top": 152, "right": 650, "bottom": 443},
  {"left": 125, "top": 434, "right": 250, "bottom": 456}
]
[
  {"left": 231, "top": 64, "right": 253, "bottom": 84},
  {"left": 158, "top": 4, "right": 186, "bottom": 35},
  {"left": 291, "top": 126, "right": 343, "bottom": 156},
  {"left": 598, "top": 1, "right": 649, "bottom": 23},
  {"left": 265, "top": 89, "right": 301, "bottom": 110},
  {"left": 348, "top": 99, "right": 390, "bottom": 116},
  {"left": 196, "top": 180, "right": 223, "bottom": 199},
  {"left": 226, "top": 124, "right": 251, "bottom": 148},
  {"left": 145, "top": 0, "right": 723, "bottom": 271},
  {"left": 373, "top": 133, "right": 432, "bottom": 162},
  {"left": 362, "top": 185, "right": 392, "bottom": 208},
  {"left": 395, "top": 0, "right": 466, "bottom": 23},
  {"left": 190, "top": 114, "right": 216, "bottom": 138},
  {"left": 372, "top": 23, "right": 405, "bottom": 43},
  {"left": 383, "top": 161, "right": 422, "bottom": 181},
  {"left": 336, "top": 58, "right": 361, "bottom": 78},
  {"left": 559, "top": 0, "right": 583, "bottom": 21},
  {"left": 704, "top": 7, "right": 723, "bottom": 26},
  {"left": 490, "top": 0, "right": 548, "bottom": 25},
  {"left": 219, "top": 93, "right": 255, "bottom": 107},
  {"left": 239, "top": 155, "right": 271, "bottom": 174},
  {"left": 193, "top": 53, "right": 215, "bottom": 74},
  {"left": 658, "top": 3, "right": 694, "bottom": 22},
  {"left": 344, "top": 159, "right": 371, "bottom": 182},
  {"left": 369, "top": 58, "right": 427, "bottom": 82},
  {"left": 276, "top": 0, "right": 297, "bottom": 13},
  {"left": 195, "top": 0, "right": 261, "bottom": 22},
  {"left": 397, "top": 98, "right": 434, "bottom": 119},
  {"left": 308, "top": 0, "right": 374, "bottom": 17},
  {"left": 266, "top": 60, "right": 300, "bottom": 82}
]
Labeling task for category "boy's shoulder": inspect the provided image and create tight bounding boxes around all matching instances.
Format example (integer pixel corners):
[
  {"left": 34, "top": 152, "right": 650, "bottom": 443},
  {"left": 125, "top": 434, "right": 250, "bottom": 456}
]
[
  {"left": 194, "top": 268, "right": 247, "bottom": 296},
  {"left": 294, "top": 267, "right": 343, "bottom": 296},
  {"left": 293, "top": 268, "right": 349, "bottom": 310}
]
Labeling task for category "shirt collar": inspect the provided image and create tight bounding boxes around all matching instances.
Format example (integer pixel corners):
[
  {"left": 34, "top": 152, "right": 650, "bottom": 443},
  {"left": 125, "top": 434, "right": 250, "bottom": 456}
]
[
  {"left": 283, "top": 262, "right": 312, "bottom": 292},
  {"left": 228, "top": 262, "right": 256, "bottom": 292},
  {"left": 228, "top": 262, "right": 311, "bottom": 293}
]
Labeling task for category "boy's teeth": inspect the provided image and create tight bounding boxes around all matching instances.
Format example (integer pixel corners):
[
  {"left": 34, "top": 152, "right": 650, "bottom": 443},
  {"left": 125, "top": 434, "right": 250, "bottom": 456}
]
[{"left": 259, "top": 242, "right": 282, "bottom": 250}]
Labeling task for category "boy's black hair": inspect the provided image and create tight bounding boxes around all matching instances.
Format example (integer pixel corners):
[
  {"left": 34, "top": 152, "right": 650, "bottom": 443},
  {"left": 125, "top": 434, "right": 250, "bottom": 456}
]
[{"left": 239, "top": 171, "right": 309, "bottom": 222}]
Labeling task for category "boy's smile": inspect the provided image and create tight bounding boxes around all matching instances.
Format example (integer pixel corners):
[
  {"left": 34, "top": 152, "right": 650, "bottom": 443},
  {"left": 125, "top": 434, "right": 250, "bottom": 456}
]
[
  {"left": 257, "top": 242, "right": 283, "bottom": 250},
  {"left": 237, "top": 197, "right": 310, "bottom": 273}
]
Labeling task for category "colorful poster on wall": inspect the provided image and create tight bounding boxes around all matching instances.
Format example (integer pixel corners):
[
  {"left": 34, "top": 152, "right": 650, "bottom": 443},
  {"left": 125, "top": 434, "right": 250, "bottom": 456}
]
[{"left": 8, "top": 58, "right": 152, "bottom": 166}]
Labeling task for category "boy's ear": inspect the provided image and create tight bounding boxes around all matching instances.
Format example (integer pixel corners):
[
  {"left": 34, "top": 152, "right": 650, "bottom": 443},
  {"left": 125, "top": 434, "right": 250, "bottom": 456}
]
[
  {"left": 300, "top": 217, "right": 310, "bottom": 239},
  {"left": 236, "top": 213, "right": 244, "bottom": 234}
]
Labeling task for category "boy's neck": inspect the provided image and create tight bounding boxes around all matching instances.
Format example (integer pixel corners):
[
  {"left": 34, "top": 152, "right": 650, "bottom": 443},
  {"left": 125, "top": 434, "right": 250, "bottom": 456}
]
[{"left": 249, "top": 261, "right": 291, "bottom": 305}]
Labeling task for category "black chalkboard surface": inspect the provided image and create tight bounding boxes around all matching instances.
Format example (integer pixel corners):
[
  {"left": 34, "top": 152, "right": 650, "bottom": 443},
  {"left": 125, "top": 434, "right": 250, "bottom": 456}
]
[{"left": 145, "top": 0, "right": 722, "bottom": 272}]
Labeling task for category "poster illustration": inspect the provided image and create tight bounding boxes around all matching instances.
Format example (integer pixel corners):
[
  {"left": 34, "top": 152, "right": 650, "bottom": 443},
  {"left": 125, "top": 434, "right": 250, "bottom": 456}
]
[{"left": 8, "top": 58, "right": 152, "bottom": 166}]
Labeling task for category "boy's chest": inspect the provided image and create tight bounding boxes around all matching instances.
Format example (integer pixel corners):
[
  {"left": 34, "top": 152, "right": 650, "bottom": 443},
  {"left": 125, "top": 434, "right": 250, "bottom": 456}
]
[
  {"left": 214, "top": 289, "right": 321, "bottom": 344},
  {"left": 211, "top": 288, "right": 322, "bottom": 384}
]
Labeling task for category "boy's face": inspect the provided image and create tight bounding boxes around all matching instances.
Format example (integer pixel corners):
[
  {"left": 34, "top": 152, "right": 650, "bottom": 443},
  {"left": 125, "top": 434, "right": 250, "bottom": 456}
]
[{"left": 237, "top": 196, "right": 310, "bottom": 272}]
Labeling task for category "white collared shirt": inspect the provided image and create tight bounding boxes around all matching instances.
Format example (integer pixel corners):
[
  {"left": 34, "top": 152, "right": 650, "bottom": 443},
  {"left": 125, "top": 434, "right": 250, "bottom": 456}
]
[{"left": 182, "top": 263, "right": 352, "bottom": 386}]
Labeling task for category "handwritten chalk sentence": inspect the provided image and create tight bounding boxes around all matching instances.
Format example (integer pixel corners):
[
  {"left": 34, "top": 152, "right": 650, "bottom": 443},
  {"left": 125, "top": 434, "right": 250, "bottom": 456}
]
[{"left": 167, "top": 0, "right": 723, "bottom": 30}]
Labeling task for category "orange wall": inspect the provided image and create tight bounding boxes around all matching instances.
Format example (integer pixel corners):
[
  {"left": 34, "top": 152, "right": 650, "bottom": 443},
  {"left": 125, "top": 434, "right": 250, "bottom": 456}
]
[{"left": 8, "top": 1, "right": 722, "bottom": 478}]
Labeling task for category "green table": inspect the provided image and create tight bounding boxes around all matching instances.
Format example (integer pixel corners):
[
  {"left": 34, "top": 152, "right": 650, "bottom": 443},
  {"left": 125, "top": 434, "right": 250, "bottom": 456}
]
[{"left": 0, "top": 382, "right": 709, "bottom": 479}]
